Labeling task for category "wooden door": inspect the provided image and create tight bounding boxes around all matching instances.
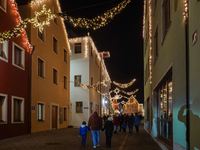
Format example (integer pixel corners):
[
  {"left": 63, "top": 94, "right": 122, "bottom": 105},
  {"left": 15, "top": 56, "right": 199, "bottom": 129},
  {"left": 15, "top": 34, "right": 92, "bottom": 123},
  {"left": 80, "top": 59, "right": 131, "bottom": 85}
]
[{"left": 52, "top": 106, "right": 57, "bottom": 129}]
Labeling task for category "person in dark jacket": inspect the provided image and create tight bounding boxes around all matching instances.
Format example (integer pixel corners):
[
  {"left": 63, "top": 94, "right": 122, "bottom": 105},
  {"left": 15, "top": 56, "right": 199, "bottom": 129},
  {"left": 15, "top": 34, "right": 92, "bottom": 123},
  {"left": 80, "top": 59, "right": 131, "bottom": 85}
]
[
  {"left": 134, "top": 113, "right": 140, "bottom": 133},
  {"left": 102, "top": 117, "right": 114, "bottom": 147},
  {"left": 119, "top": 114, "right": 124, "bottom": 131},
  {"left": 79, "top": 121, "right": 90, "bottom": 147},
  {"left": 128, "top": 113, "right": 135, "bottom": 134},
  {"left": 88, "top": 111, "right": 102, "bottom": 148}
]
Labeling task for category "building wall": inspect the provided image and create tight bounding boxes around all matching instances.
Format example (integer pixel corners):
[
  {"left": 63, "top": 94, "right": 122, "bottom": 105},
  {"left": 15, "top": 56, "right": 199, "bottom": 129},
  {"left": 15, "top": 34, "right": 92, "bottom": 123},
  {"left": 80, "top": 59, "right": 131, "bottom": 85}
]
[
  {"left": 19, "top": 0, "right": 70, "bottom": 133},
  {"left": 143, "top": 0, "right": 188, "bottom": 149},
  {"left": 0, "top": 0, "right": 31, "bottom": 139}
]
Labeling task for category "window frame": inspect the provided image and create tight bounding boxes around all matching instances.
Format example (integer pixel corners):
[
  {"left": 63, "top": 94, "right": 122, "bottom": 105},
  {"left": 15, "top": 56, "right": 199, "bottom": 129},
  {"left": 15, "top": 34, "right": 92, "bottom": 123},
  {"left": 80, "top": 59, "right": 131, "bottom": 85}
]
[
  {"left": 12, "top": 42, "right": 25, "bottom": 70},
  {"left": 11, "top": 96, "right": 24, "bottom": 124},
  {"left": 0, "top": 93, "right": 7, "bottom": 124},
  {"left": 0, "top": 0, "right": 7, "bottom": 12},
  {"left": 37, "top": 57, "right": 45, "bottom": 79},
  {"left": 64, "top": 48, "right": 67, "bottom": 63},
  {"left": 76, "top": 102, "right": 83, "bottom": 113},
  {"left": 162, "top": 0, "right": 171, "bottom": 40},
  {"left": 0, "top": 40, "right": 8, "bottom": 62},
  {"left": 37, "top": 102, "right": 45, "bottom": 122},
  {"left": 74, "top": 75, "right": 81, "bottom": 87},
  {"left": 74, "top": 43, "right": 82, "bottom": 54},
  {"left": 37, "top": 25, "right": 45, "bottom": 43},
  {"left": 64, "top": 75, "right": 67, "bottom": 90},
  {"left": 53, "top": 36, "right": 58, "bottom": 55},
  {"left": 53, "top": 68, "right": 58, "bottom": 85},
  {"left": 153, "top": 26, "right": 159, "bottom": 65}
]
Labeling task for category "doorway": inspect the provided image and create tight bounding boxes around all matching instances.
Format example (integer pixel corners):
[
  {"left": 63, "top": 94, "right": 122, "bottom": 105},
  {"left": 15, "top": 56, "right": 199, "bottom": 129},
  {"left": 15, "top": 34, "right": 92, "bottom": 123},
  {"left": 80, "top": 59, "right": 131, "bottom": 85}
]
[{"left": 52, "top": 105, "right": 58, "bottom": 129}]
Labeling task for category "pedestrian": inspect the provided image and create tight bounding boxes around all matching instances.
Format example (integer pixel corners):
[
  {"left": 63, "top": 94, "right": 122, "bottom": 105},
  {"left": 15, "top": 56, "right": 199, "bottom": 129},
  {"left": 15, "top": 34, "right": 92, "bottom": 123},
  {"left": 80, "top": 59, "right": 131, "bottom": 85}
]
[
  {"left": 88, "top": 111, "right": 102, "bottom": 149},
  {"left": 102, "top": 117, "right": 114, "bottom": 148},
  {"left": 128, "top": 113, "right": 134, "bottom": 134},
  {"left": 134, "top": 113, "right": 140, "bottom": 133},
  {"left": 113, "top": 113, "right": 119, "bottom": 134},
  {"left": 122, "top": 121, "right": 126, "bottom": 133},
  {"left": 79, "top": 121, "right": 90, "bottom": 147},
  {"left": 119, "top": 114, "right": 124, "bottom": 131}
]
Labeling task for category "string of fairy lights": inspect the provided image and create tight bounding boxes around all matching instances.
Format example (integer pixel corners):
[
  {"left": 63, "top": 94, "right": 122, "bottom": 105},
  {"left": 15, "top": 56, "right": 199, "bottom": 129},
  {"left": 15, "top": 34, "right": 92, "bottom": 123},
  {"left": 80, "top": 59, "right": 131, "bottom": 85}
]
[
  {"left": 0, "top": 0, "right": 131, "bottom": 43},
  {"left": 79, "top": 78, "right": 139, "bottom": 107}
]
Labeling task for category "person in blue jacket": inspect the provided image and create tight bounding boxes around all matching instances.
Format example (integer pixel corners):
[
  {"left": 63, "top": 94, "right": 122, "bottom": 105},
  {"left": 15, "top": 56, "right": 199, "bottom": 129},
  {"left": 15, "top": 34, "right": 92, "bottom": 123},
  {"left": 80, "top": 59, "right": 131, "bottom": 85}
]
[{"left": 79, "top": 121, "right": 90, "bottom": 147}]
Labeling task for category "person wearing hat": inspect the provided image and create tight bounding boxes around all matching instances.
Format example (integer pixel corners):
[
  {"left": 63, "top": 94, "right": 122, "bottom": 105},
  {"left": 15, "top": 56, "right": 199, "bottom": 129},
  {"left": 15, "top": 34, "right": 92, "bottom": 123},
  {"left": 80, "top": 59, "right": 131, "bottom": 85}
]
[
  {"left": 102, "top": 117, "right": 114, "bottom": 148},
  {"left": 88, "top": 111, "right": 102, "bottom": 148},
  {"left": 79, "top": 121, "right": 90, "bottom": 147}
]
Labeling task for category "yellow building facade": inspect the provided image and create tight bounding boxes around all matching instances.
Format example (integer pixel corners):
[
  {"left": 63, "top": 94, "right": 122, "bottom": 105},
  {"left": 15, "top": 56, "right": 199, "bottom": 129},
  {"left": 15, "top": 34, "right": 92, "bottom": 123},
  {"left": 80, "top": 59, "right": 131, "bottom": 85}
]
[{"left": 19, "top": 0, "right": 70, "bottom": 133}]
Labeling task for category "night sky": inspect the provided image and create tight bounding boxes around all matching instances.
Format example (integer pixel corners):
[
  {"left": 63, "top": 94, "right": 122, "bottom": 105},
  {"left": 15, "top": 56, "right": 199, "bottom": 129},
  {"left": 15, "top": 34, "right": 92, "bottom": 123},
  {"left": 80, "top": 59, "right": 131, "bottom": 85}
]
[{"left": 16, "top": 0, "right": 144, "bottom": 103}]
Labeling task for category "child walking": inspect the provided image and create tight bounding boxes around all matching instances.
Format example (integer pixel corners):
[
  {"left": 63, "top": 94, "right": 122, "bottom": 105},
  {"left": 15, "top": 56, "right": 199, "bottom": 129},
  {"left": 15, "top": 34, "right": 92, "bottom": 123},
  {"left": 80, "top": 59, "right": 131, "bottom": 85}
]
[
  {"left": 102, "top": 117, "right": 114, "bottom": 148},
  {"left": 79, "top": 121, "right": 90, "bottom": 147},
  {"left": 122, "top": 121, "right": 126, "bottom": 133}
]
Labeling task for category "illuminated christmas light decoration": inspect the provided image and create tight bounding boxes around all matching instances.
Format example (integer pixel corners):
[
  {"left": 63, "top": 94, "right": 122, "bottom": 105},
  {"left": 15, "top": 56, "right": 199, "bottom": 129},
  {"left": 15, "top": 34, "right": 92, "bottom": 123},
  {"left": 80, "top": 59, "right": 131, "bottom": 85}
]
[
  {"left": 58, "top": 0, "right": 131, "bottom": 30},
  {"left": 113, "top": 79, "right": 136, "bottom": 88},
  {"left": 84, "top": 37, "right": 88, "bottom": 57},
  {"left": 28, "top": 4, "right": 57, "bottom": 33},
  {"left": 148, "top": 0, "right": 152, "bottom": 84},
  {"left": 142, "top": 0, "right": 146, "bottom": 38},
  {"left": 121, "top": 89, "right": 138, "bottom": 95},
  {"left": 183, "top": 0, "right": 188, "bottom": 21}
]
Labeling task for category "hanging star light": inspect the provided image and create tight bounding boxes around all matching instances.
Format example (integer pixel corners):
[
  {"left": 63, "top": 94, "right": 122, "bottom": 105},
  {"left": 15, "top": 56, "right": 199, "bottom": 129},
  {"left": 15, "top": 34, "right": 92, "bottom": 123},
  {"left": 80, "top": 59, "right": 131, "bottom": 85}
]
[{"left": 28, "top": 4, "right": 57, "bottom": 33}]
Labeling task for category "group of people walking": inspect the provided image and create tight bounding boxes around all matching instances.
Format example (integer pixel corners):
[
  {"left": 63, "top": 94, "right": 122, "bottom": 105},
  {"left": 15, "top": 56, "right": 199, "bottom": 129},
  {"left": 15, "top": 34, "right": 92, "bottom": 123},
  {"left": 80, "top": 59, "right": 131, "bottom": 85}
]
[{"left": 78, "top": 111, "right": 143, "bottom": 149}]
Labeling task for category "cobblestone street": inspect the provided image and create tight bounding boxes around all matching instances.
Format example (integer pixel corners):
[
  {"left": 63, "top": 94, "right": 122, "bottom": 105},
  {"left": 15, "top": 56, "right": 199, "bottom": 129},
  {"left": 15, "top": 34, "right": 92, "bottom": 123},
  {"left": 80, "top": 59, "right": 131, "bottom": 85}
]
[{"left": 0, "top": 124, "right": 162, "bottom": 150}]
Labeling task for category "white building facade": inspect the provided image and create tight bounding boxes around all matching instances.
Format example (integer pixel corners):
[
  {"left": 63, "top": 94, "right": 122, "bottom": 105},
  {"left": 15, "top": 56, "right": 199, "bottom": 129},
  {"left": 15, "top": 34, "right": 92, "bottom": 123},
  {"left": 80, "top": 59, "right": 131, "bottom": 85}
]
[{"left": 69, "top": 36, "right": 111, "bottom": 127}]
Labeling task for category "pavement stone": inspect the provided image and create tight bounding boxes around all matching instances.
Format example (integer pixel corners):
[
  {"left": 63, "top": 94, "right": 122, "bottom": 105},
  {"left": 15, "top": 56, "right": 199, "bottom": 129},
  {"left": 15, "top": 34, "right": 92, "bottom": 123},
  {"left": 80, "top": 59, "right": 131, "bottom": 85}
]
[{"left": 0, "top": 124, "right": 162, "bottom": 150}]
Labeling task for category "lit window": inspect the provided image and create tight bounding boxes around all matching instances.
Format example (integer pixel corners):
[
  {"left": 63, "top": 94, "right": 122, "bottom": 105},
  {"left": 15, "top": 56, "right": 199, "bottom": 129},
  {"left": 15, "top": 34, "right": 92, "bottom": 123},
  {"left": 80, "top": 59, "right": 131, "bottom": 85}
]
[
  {"left": 75, "top": 43, "right": 81, "bottom": 53},
  {"left": 74, "top": 75, "right": 81, "bottom": 87},
  {"left": 76, "top": 102, "right": 83, "bottom": 113},
  {"left": 64, "top": 107, "right": 67, "bottom": 121},
  {"left": 53, "top": 68, "right": 58, "bottom": 85},
  {"left": 64, "top": 49, "right": 67, "bottom": 63},
  {"left": 0, "top": 94, "right": 7, "bottom": 124},
  {"left": 38, "top": 103, "right": 45, "bottom": 121},
  {"left": 12, "top": 96, "right": 24, "bottom": 123},
  {"left": 64, "top": 76, "right": 67, "bottom": 89},
  {"left": 53, "top": 37, "right": 58, "bottom": 54},
  {"left": 12, "top": 43, "right": 25, "bottom": 70},
  {"left": 0, "top": 41, "right": 8, "bottom": 62},
  {"left": 38, "top": 58, "right": 45, "bottom": 78}
]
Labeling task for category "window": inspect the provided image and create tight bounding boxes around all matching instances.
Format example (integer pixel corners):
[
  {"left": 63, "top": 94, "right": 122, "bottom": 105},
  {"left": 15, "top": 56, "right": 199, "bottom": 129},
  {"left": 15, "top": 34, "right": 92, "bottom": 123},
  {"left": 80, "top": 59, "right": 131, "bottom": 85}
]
[
  {"left": 0, "top": 0, "right": 6, "bottom": 11},
  {"left": 38, "top": 58, "right": 45, "bottom": 78},
  {"left": 38, "top": 25, "right": 45, "bottom": 42},
  {"left": 76, "top": 102, "right": 83, "bottom": 113},
  {"left": 75, "top": 43, "right": 81, "bottom": 53},
  {"left": 12, "top": 43, "right": 25, "bottom": 70},
  {"left": 38, "top": 103, "right": 45, "bottom": 121},
  {"left": 64, "top": 107, "right": 67, "bottom": 121},
  {"left": 95, "top": 54, "right": 97, "bottom": 65},
  {"left": 74, "top": 75, "right": 81, "bottom": 86},
  {"left": 53, "top": 37, "right": 58, "bottom": 54},
  {"left": 162, "top": 0, "right": 171, "bottom": 38},
  {"left": 0, "top": 41, "right": 8, "bottom": 62},
  {"left": 53, "top": 8, "right": 58, "bottom": 25},
  {"left": 156, "top": 69, "right": 173, "bottom": 142},
  {"left": 64, "top": 76, "right": 67, "bottom": 89},
  {"left": 91, "top": 77, "right": 93, "bottom": 86},
  {"left": 91, "top": 46, "right": 93, "bottom": 58},
  {"left": 154, "top": 26, "right": 158, "bottom": 64},
  {"left": 0, "top": 94, "right": 7, "bottom": 123},
  {"left": 53, "top": 68, "right": 58, "bottom": 85},
  {"left": 64, "top": 49, "right": 67, "bottom": 63},
  {"left": 12, "top": 96, "right": 24, "bottom": 123},
  {"left": 90, "top": 102, "right": 93, "bottom": 114}
]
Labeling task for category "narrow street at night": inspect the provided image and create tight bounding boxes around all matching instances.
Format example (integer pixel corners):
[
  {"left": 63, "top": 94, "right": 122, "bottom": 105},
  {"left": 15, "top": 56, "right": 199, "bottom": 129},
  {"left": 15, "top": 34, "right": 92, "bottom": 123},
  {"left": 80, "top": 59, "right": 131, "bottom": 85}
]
[{"left": 0, "top": 124, "right": 161, "bottom": 150}]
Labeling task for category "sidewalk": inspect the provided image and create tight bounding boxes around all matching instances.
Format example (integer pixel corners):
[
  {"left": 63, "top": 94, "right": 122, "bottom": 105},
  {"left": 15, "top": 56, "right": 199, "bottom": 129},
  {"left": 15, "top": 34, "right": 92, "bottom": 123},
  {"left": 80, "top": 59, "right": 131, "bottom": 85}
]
[{"left": 0, "top": 124, "right": 162, "bottom": 150}]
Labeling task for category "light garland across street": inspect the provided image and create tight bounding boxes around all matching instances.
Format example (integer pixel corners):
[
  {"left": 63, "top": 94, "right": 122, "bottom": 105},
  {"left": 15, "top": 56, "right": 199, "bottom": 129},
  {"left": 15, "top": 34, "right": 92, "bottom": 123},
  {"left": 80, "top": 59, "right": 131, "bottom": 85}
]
[{"left": 0, "top": 0, "right": 131, "bottom": 42}]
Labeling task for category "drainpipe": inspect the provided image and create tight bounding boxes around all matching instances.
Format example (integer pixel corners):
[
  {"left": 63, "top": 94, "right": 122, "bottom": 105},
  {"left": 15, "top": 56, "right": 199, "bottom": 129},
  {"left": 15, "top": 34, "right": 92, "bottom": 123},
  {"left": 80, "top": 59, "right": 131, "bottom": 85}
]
[{"left": 184, "top": 2, "right": 190, "bottom": 149}]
